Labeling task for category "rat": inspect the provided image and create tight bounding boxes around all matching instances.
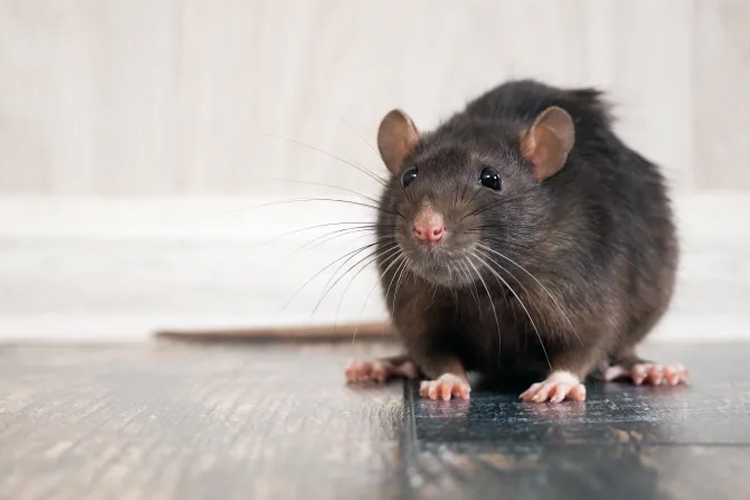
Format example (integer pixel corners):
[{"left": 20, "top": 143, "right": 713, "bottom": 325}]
[{"left": 344, "top": 79, "right": 687, "bottom": 403}]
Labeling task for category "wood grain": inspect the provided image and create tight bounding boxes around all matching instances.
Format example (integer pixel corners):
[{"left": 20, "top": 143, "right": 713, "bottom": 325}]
[
  {"left": 0, "top": 342, "right": 405, "bottom": 500},
  {"left": 2, "top": 342, "right": 750, "bottom": 499},
  {"left": 693, "top": 0, "right": 750, "bottom": 189},
  {"left": 0, "top": 0, "right": 710, "bottom": 196},
  {"left": 403, "top": 342, "right": 750, "bottom": 500}
]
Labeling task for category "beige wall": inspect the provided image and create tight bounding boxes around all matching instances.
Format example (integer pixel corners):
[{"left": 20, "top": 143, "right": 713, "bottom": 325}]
[
  {"left": 2, "top": 0, "right": 746, "bottom": 198},
  {"left": 1, "top": 0, "right": 750, "bottom": 342}
]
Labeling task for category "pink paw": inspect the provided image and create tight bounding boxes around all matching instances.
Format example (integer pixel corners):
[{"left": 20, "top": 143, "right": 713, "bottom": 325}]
[
  {"left": 345, "top": 359, "right": 393, "bottom": 383},
  {"left": 520, "top": 371, "right": 586, "bottom": 403},
  {"left": 604, "top": 363, "right": 689, "bottom": 386},
  {"left": 345, "top": 358, "right": 418, "bottom": 383},
  {"left": 419, "top": 374, "right": 471, "bottom": 401}
]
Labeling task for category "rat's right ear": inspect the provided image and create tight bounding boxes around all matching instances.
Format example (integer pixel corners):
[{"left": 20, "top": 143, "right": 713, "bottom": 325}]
[{"left": 377, "top": 109, "right": 420, "bottom": 174}]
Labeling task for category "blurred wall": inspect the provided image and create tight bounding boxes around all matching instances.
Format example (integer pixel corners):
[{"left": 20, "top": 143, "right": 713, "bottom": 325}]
[
  {"left": 1, "top": 0, "right": 749, "bottom": 341},
  {"left": 1, "top": 0, "right": 748, "bottom": 198}
]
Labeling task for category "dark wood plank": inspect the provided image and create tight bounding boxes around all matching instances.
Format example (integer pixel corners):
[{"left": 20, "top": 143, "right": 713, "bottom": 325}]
[
  {"left": 409, "top": 444, "right": 750, "bottom": 500},
  {"left": 0, "top": 342, "right": 405, "bottom": 500},
  {"left": 411, "top": 381, "right": 750, "bottom": 445},
  {"left": 404, "top": 342, "right": 750, "bottom": 499},
  {"left": 410, "top": 342, "right": 750, "bottom": 445}
]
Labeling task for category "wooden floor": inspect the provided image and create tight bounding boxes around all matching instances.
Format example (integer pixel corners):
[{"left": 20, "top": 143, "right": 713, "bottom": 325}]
[{"left": 1, "top": 341, "right": 749, "bottom": 500}]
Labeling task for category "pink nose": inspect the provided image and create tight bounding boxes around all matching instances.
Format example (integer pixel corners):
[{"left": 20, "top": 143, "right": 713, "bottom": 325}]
[{"left": 413, "top": 208, "right": 446, "bottom": 243}]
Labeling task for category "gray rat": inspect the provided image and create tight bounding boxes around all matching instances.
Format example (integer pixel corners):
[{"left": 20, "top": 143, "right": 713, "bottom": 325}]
[{"left": 345, "top": 79, "right": 686, "bottom": 403}]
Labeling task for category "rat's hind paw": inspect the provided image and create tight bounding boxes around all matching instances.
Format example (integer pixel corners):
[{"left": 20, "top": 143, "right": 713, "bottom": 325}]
[
  {"left": 345, "top": 359, "right": 393, "bottom": 383},
  {"left": 419, "top": 374, "right": 471, "bottom": 401},
  {"left": 345, "top": 358, "right": 418, "bottom": 384},
  {"left": 520, "top": 371, "right": 586, "bottom": 403},
  {"left": 605, "top": 362, "right": 688, "bottom": 386}
]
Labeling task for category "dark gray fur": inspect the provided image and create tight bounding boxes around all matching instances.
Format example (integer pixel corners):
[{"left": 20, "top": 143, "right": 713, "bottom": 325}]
[{"left": 375, "top": 79, "right": 678, "bottom": 382}]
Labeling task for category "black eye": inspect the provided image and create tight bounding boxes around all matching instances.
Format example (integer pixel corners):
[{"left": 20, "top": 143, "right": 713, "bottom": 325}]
[
  {"left": 479, "top": 167, "right": 501, "bottom": 191},
  {"left": 401, "top": 166, "right": 418, "bottom": 188}
]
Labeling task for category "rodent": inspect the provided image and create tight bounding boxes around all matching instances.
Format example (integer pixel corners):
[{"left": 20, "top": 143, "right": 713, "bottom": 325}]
[{"left": 344, "top": 79, "right": 687, "bottom": 403}]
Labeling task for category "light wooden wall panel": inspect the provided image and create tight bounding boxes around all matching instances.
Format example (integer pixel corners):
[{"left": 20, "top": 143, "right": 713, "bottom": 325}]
[
  {"left": 693, "top": 0, "right": 750, "bottom": 189},
  {"left": 0, "top": 0, "right": 741, "bottom": 197}
]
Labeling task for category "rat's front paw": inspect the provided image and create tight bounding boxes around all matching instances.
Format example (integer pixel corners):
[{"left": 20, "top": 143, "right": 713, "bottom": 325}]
[
  {"left": 520, "top": 371, "right": 586, "bottom": 403},
  {"left": 419, "top": 374, "right": 471, "bottom": 401}
]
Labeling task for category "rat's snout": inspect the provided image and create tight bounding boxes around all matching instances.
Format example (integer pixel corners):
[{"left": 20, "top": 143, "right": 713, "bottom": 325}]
[{"left": 413, "top": 206, "right": 446, "bottom": 244}]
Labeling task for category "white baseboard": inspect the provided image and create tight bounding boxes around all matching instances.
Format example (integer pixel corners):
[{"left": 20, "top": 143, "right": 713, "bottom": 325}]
[{"left": 1, "top": 194, "right": 749, "bottom": 342}]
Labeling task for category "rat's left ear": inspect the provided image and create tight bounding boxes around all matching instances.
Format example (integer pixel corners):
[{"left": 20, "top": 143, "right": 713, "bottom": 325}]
[
  {"left": 520, "top": 106, "right": 575, "bottom": 181},
  {"left": 377, "top": 109, "right": 420, "bottom": 174}
]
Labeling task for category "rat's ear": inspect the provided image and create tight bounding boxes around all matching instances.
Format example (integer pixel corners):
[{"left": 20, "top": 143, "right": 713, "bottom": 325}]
[
  {"left": 520, "top": 106, "right": 575, "bottom": 181},
  {"left": 377, "top": 109, "right": 420, "bottom": 174}
]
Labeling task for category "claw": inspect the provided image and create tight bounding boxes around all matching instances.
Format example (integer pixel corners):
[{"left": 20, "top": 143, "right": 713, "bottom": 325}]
[
  {"left": 606, "top": 362, "right": 689, "bottom": 386},
  {"left": 419, "top": 374, "right": 471, "bottom": 401},
  {"left": 520, "top": 371, "right": 586, "bottom": 403},
  {"left": 345, "top": 359, "right": 391, "bottom": 383}
]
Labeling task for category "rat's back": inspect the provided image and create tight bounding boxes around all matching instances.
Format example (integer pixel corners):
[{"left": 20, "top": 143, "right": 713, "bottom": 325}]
[
  {"left": 466, "top": 78, "right": 678, "bottom": 357},
  {"left": 462, "top": 79, "right": 613, "bottom": 130}
]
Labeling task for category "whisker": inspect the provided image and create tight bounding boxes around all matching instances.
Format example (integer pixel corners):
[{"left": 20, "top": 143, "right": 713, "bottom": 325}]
[
  {"left": 342, "top": 119, "right": 383, "bottom": 161},
  {"left": 351, "top": 249, "right": 404, "bottom": 343},
  {"left": 403, "top": 185, "right": 413, "bottom": 206},
  {"left": 280, "top": 239, "right": 389, "bottom": 312},
  {"left": 299, "top": 227, "right": 383, "bottom": 254},
  {"left": 450, "top": 286, "right": 459, "bottom": 316},
  {"left": 263, "top": 133, "right": 388, "bottom": 187},
  {"left": 456, "top": 260, "right": 481, "bottom": 314},
  {"left": 325, "top": 250, "right": 383, "bottom": 328},
  {"left": 476, "top": 243, "right": 584, "bottom": 348},
  {"left": 286, "top": 225, "right": 387, "bottom": 258},
  {"left": 235, "top": 197, "right": 403, "bottom": 219},
  {"left": 458, "top": 188, "right": 538, "bottom": 221},
  {"left": 307, "top": 244, "right": 397, "bottom": 320},
  {"left": 384, "top": 257, "right": 410, "bottom": 311},
  {"left": 469, "top": 259, "right": 488, "bottom": 322},
  {"left": 474, "top": 246, "right": 540, "bottom": 319},
  {"left": 315, "top": 239, "right": 397, "bottom": 306},
  {"left": 459, "top": 172, "right": 473, "bottom": 205},
  {"left": 335, "top": 244, "right": 401, "bottom": 326},
  {"left": 470, "top": 250, "right": 551, "bottom": 370},
  {"left": 462, "top": 178, "right": 482, "bottom": 207},
  {"left": 465, "top": 256, "right": 501, "bottom": 361},
  {"left": 246, "top": 175, "right": 385, "bottom": 206},
  {"left": 255, "top": 221, "right": 381, "bottom": 250},
  {"left": 391, "top": 256, "right": 412, "bottom": 313},
  {"left": 430, "top": 282, "right": 439, "bottom": 304},
  {"left": 479, "top": 232, "right": 645, "bottom": 275}
]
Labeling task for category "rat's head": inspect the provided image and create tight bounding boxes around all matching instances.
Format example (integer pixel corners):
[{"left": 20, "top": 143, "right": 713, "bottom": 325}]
[{"left": 376, "top": 106, "right": 574, "bottom": 288}]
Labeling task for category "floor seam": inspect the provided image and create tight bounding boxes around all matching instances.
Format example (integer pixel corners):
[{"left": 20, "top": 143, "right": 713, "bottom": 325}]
[{"left": 399, "top": 380, "right": 421, "bottom": 500}]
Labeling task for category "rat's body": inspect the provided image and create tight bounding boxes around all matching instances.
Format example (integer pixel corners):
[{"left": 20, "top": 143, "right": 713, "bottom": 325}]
[{"left": 345, "top": 80, "right": 686, "bottom": 402}]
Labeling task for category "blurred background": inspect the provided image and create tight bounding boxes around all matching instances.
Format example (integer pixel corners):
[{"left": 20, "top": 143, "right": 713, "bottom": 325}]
[{"left": 0, "top": 0, "right": 748, "bottom": 341}]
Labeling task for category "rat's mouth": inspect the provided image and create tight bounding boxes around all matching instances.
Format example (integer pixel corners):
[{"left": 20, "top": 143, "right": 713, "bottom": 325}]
[{"left": 404, "top": 243, "right": 477, "bottom": 288}]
